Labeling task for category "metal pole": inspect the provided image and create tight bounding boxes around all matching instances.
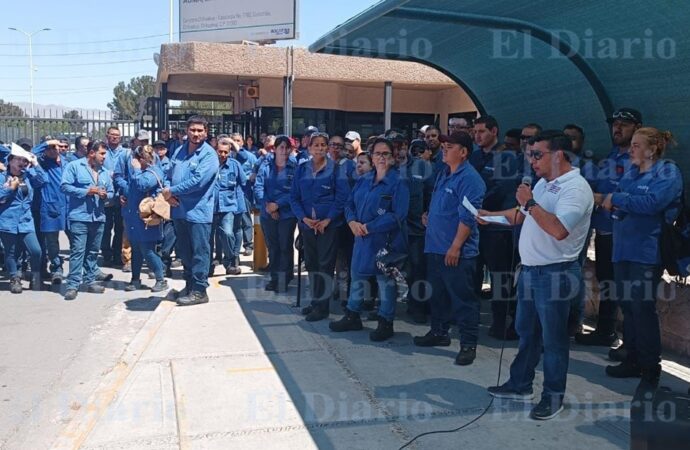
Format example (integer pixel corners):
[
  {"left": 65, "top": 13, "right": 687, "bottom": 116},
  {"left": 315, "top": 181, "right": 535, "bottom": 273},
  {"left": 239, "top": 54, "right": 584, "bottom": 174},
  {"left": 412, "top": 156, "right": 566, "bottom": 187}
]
[
  {"left": 170, "top": 0, "right": 174, "bottom": 43},
  {"left": 383, "top": 81, "right": 393, "bottom": 131}
]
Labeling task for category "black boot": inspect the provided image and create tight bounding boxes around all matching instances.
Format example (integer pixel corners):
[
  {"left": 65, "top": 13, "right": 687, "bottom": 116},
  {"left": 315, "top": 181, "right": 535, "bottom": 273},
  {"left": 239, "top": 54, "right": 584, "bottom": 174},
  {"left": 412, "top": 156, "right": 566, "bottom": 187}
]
[
  {"left": 605, "top": 360, "right": 642, "bottom": 378},
  {"left": 637, "top": 364, "right": 661, "bottom": 393},
  {"left": 10, "top": 276, "right": 22, "bottom": 294},
  {"left": 305, "top": 304, "right": 329, "bottom": 322},
  {"left": 370, "top": 317, "right": 394, "bottom": 342},
  {"left": 30, "top": 272, "right": 42, "bottom": 291},
  {"left": 329, "top": 309, "right": 363, "bottom": 332}
]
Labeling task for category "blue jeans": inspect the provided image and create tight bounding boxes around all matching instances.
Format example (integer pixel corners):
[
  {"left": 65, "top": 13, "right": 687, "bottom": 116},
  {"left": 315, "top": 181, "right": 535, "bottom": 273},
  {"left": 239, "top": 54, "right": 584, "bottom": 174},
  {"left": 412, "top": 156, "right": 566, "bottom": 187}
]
[
  {"left": 508, "top": 260, "right": 581, "bottom": 401},
  {"left": 173, "top": 220, "right": 211, "bottom": 293},
  {"left": 347, "top": 273, "right": 398, "bottom": 321},
  {"left": 160, "top": 220, "right": 176, "bottom": 267},
  {"left": 261, "top": 217, "right": 297, "bottom": 285},
  {"left": 614, "top": 261, "right": 662, "bottom": 369},
  {"left": 427, "top": 254, "right": 480, "bottom": 346},
  {"left": 67, "top": 221, "right": 105, "bottom": 290},
  {"left": 0, "top": 232, "right": 41, "bottom": 277},
  {"left": 214, "top": 212, "right": 243, "bottom": 268},
  {"left": 43, "top": 231, "right": 63, "bottom": 273},
  {"left": 131, "top": 240, "right": 165, "bottom": 282},
  {"left": 241, "top": 195, "right": 254, "bottom": 251}
]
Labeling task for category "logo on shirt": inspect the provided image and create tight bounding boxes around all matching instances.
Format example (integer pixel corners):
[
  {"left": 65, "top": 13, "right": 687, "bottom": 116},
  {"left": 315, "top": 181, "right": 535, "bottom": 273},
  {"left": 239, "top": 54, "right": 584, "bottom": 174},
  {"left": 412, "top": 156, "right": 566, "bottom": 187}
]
[
  {"left": 321, "top": 185, "right": 332, "bottom": 190},
  {"left": 445, "top": 188, "right": 454, "bottom": 194},
  {"left": 547, "top": 184, "right": 562, "bottom": 194},
  {"left": 377, "top": 208, "right": 386, "bottom": 216},
  {"left": 637, "top": 185, "right": 650, "bottom": 192}
]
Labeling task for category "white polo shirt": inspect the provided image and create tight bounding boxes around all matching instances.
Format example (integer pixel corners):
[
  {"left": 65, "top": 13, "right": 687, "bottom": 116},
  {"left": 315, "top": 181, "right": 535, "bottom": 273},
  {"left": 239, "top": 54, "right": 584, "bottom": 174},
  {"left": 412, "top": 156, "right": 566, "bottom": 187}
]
[{"left": 519, "top": 168, "right": 593, "bottom": 266}]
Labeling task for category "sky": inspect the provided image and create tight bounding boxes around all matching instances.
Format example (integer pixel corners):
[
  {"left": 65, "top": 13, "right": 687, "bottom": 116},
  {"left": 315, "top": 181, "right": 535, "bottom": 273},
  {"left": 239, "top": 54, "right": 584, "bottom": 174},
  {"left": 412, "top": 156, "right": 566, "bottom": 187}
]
[{"left": 0, "top": 0, "right": 379, "bottom": 112}]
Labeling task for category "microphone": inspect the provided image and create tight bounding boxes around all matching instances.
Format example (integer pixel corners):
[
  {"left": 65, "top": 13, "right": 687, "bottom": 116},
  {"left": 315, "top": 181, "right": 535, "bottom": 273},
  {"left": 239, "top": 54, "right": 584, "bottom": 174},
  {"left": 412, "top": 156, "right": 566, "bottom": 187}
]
[{"left": 521, "top": 176, "right": 532, "bottom": 186}]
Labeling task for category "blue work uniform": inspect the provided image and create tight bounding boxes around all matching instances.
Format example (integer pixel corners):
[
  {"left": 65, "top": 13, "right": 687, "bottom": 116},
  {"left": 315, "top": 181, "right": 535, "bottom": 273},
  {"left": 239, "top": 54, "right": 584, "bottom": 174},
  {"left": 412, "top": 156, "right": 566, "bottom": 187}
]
[
  {"left": 168, "top": 141, "right": 219, "bottom": 224},
  {"left": 61, "top": 159, "right": 114, "bottom": 222},
  {"left": 212, "top": 158, "right": 247, "bottom": 268},
  {"left": 254, "top": 159, "right": 297, "bottom": 220},
  {"left": 290, "top": 158, "right": 350, "bottom": 230},
  {"left": 0, "top": 166, "right": 46, "bottom": 233},
  {"left": 122, "top": 165, "right": 167, "bottom": 242}
]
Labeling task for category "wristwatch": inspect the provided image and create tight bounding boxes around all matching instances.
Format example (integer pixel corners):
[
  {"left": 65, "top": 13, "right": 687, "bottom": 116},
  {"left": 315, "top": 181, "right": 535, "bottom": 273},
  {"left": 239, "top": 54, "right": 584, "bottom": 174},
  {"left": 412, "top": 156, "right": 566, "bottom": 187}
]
[{"left": 525, "top": 199, "right": 538, "bottom": 214}]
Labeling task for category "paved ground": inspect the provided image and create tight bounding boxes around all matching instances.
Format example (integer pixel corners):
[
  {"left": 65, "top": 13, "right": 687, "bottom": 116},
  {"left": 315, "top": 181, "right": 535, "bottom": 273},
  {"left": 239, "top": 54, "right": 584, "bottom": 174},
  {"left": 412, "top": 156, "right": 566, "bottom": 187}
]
[{"left": 3, "top": 249, "right": 690, "bottom": 450}]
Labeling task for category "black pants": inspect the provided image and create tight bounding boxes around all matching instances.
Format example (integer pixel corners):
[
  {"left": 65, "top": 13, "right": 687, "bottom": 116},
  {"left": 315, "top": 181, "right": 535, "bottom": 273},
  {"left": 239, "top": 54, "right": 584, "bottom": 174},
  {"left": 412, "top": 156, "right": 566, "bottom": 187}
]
[
  {"left": 479, "top": 229, "right": 518, "bottom": 328},
  {"left": 406, "top": 234, "right": 429, "bottom": 314},
  {"left": 302, "top": 224, "right": 338, "bottom": 312},
  {"left": 101, "top": 205, "right": 123, "bottom": 264},
  {"left": 334, "top": 224, "right": 354, "bottom": 301},
  {"left": 594, "top": 233, "right": 617, "bottom": 334}
]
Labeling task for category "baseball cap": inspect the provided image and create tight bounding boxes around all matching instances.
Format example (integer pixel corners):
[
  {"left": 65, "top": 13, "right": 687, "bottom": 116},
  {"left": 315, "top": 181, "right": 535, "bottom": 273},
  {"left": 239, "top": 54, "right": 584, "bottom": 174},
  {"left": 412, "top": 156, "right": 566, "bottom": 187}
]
[
  {"left": 419, "top": 125, "right": 430, "bottom": 134},
  {"left": 136, "top": 130, "right": 151, "bottom": 141},
  {"left": 440, "top": 131, "right": 474, "bottom": 149},
  {"left": 345, "top": 131, "right": 361, "bottom": 142},
  {"left": 304, "top": 126, "right": 319, "bottom": 135},
  {"left": 16, "top": 137, "right": 33, "bottom": 150},
  {"left": 607, "top": 108, "right": 642, "bottom": 124},
  {"left": 153, "top": 139, "right": 167, "bottom": 147}
]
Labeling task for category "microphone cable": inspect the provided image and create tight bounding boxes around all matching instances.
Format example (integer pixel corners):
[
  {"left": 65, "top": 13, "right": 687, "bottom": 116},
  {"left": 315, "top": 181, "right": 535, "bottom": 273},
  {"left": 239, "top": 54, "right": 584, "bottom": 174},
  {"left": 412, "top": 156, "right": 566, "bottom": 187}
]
[{"left": 398, "top": 208, "right": 522, "bottom": 450}]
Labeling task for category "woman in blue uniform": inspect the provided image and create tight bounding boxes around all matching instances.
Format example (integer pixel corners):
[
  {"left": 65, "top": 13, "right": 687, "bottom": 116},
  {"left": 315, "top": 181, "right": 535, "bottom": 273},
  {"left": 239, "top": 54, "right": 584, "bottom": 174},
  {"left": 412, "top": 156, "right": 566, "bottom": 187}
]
[
  {"left": 329, "top": 138, "right": 409, "bottom": 341},
  {"left": 289, "top": 132, "right": 350, "bottom": 321},
  {"left": 121, "top": 145, "right": 169, "bottom": 293},
  {"left": 0, "top": 145, "right": 46, "bottom": 293},
  {"left": 254, "top": 135, "right": 297, "bottom": 292},
  {"left": 602, "top": 127, "right": 682, "bottom": 389}
]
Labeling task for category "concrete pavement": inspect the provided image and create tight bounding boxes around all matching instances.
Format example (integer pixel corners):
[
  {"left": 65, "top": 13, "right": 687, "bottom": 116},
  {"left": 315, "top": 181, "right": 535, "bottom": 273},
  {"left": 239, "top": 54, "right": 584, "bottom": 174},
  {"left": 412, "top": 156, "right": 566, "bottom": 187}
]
[{"left": 40, "top": 258, "right": 690, "bottom": 450}]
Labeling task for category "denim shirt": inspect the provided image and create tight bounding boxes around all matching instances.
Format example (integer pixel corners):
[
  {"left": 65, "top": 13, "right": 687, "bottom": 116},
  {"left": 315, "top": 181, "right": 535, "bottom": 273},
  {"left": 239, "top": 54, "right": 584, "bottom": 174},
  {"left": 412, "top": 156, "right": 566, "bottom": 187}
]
[
  {"left": 0, "top": 166, "right": 46, "bottom": 233},
  {"left": 425, "top": 161, "right": 486, "bottom": 257},
  {"left": 168, "top": 142, "right": 219, "bottom": 224},
  {"left": 612, "top": 160, "right": 683, "bottom": 265},
  {"left": 254, "top": 159, "right": 297, "bottom": 220},
  {"left": 61, "top": 159, "right": 114, "bottom": 223},
  {"left": 121, "top": 165, "right": 167, "bottom": 242},
  {"left": 215, "top": 158, "right": 247, "bottom": 214},
  {"left": 290, "top": 158, "right": 350, "bottom": 230},
  {"left": 592, "top": 147, "right": 632, "bottom": 232},
  {"left": 345, "top": 169, "right": 409, "bottom": 276}
]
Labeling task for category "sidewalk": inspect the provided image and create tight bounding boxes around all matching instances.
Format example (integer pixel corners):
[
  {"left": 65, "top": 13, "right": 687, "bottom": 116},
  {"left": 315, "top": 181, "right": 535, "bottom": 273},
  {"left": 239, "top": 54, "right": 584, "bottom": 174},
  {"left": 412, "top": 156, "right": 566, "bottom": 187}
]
[{"left": 51, "top": 259, "right": 690, "bottom": 450}]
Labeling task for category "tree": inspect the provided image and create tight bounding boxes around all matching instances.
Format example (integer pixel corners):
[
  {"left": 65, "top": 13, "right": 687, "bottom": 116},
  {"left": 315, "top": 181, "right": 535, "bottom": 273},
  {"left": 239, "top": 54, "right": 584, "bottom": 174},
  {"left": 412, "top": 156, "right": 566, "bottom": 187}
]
[
  {"left": 62, "top": 109, "right": 86, "bottom": 134},
  {"left": 177, "top": 100, "right": 232, "bottom": 116},
  {"left": 0, "top": 99, "right": 27, "bottom": 117},
  {"left": 107, "top": 75, "right": 156, "bottom": 120}
]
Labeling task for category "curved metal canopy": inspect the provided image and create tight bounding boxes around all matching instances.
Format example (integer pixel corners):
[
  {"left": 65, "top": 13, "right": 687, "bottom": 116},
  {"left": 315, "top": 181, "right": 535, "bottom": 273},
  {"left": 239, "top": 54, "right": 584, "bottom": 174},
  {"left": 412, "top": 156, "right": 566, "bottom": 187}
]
[{"left": 310, "top": 0, "right": 690, "bottom": 159}]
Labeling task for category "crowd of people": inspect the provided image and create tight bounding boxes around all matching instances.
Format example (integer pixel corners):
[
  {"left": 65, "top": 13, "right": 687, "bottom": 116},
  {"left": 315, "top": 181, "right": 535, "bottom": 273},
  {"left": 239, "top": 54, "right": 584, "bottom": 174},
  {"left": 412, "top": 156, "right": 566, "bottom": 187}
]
[{"left": 0, "top": 107, "right": 682, "bottom": 420}]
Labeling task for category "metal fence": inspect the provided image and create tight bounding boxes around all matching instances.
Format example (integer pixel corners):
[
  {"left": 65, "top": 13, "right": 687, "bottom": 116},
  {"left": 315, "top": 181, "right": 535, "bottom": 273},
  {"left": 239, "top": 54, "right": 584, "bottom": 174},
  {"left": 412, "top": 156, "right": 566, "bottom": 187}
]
[{"left": 0, "top": 109, "right": 137, "bottom": 147}]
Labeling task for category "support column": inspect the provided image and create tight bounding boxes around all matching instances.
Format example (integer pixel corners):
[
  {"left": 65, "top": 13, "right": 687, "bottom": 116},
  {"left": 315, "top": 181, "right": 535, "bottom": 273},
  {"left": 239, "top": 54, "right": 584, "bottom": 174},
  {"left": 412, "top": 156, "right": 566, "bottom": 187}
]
[
  {"left": 283, "top": 75, "right": 293, "bottom": 135},
  {"left": 383, "top": 81, "right": 393, "bottom": 131},
  {"left": 159, "top": 82, "right": 169, "bottom": 138}
]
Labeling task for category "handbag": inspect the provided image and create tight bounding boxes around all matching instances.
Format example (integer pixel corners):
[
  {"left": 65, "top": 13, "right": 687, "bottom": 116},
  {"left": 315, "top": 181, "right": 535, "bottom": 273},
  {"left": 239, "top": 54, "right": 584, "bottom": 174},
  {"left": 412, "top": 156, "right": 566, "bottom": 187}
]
[
  {"left": 375, "top": 216, "right": 408, "bottom": 272},
  {"left": 138, "top": 169, "right": 170, "bottom": 228}
]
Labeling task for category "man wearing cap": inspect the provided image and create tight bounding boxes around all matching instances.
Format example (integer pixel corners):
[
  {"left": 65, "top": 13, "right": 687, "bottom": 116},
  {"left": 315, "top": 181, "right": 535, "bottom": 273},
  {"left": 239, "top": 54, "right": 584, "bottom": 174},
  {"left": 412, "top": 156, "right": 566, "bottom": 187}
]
[
  {"left": 344, "top": 131, "right": 363, "bottom": 158},
  {"left": 163, "top": 116, "right": 219, "bottom": 306},
  {"left": 413, "top": 131, "right": 486, "bottom": 366},
  {"left": 100, "top": 126, "right": 125, "bottom": 268},
  {"left": 61, "top": 141, "right": 115, "bottom": 300},
  {"left": 576, "top": 108, "right": 640, "bottom": 351}
]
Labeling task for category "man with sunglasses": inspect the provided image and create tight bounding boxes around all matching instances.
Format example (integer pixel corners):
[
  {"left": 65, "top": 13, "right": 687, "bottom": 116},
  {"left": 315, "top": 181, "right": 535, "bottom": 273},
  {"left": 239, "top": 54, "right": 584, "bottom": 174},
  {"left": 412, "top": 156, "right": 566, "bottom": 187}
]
[
  {"left": 481, "top": 130, "right": 593, "bottom": 420},
  {"left": 576, "top": 108, "right": 640, "bottom": 351}
]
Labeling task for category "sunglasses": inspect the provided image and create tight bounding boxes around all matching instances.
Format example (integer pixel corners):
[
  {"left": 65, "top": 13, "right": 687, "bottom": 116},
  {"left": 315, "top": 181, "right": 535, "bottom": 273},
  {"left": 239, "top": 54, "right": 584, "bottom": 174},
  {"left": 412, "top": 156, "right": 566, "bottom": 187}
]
[
  {"left": 526, "top": 150, "right": 552, "bottom": 161},
  {"left": 610, "top": 111, "right": 639, "bottom": 122}
]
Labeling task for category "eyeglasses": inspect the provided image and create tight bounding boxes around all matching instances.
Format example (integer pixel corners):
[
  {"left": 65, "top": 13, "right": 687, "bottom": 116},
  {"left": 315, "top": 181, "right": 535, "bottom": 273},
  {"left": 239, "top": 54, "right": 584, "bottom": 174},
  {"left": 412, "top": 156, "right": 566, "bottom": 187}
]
[
  {"left": 372, "top": 151, "right": 392, "bottom": 158},
  {"left": 610, "top": 110, "right": 639, "bottom": 122},
  {"left": 526, "top": 150, "right": 552, "bottom": 161}
]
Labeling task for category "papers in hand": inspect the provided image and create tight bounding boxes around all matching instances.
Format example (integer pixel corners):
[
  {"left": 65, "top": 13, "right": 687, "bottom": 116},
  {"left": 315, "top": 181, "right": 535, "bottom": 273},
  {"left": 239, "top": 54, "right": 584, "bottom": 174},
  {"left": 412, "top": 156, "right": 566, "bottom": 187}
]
[{"left": 462, "top": 196, "right": 511, "bottom": 225}]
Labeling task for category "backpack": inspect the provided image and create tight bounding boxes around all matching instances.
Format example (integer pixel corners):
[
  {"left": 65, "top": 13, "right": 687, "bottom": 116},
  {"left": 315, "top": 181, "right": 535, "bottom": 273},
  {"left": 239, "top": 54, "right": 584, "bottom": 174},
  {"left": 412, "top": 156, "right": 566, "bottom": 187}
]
[{"left": 659, "top": 162, "right": 690, "bottom": 277}]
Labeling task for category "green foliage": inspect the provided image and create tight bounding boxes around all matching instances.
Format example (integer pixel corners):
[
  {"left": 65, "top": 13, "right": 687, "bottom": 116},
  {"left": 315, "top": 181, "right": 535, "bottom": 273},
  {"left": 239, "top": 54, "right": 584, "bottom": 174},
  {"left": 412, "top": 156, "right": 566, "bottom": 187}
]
[
  {"left": 177, "top": 100, "right": 232, "bottom": 116},
  {"left": 107, "top": 75, "right": 157, "bottom": 120},
  {"left": 0, "top": 99, "right": 27, "bottom": 117}
]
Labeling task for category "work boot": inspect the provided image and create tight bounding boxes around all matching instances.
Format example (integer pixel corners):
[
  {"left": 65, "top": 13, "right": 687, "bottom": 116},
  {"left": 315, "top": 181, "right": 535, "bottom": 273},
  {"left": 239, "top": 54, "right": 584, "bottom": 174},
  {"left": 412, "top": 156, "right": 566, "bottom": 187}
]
[
  {"left": 226, "top": 266, "right": 242, "bottom": 276},
  {"left": 413, "top": 330, "right": 451, "bottom": 347},
  {"left": 95, "top": 272, "right": 113, "bottom": 282},
  {"left": 606, "top": 360, "right": 642, "bottom": 378},
  {"left": 369, "top": 317, "right": 394, "bottom": 342},
  {"left": 85, "top": 283, "right": 106, "bottom": 294},
  {"left": 51, "top": 271, "right": 64, "bottom": 284},
  {"left": 329, "top": 309, "right": 363, "bottom": 332},
  {"left": 124, "top": 280, "right": 142, "bottom": 292},
  {"left": 455, "top": 346, "right": 477, "bottom": 366},
  {"left": 177, "top": 291, "right": 209, "bottom": 306},
  {"left": 636, "top": 365, "right": 662, "bottom": 393},
  {"left": 609, "top": 344, "right": 628, "bottom": 362},
  {"left": 30, "top": 272, "right": 42, "bottom": 291},
  {"left": 64, "top": 288, "right": 78, "bottom": 301},
  {"left": 575, "top": 330, "right": 619, "bottom": 347},
  {"left": 151, "top": 280, "right": 169, "bottom": 293},
  {"left": 10, "top": 276, "right": 22, "bottom": 294},
  {"left": 305, "top": 305, "right": 329, "bottom": 322}
]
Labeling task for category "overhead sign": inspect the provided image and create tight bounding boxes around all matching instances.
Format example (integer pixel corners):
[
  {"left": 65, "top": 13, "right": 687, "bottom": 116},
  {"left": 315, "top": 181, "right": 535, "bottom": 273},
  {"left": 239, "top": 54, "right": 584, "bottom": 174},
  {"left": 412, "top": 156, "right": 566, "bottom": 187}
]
[{"left": 179, "top": 0, "right": 298, "bottom": 43}]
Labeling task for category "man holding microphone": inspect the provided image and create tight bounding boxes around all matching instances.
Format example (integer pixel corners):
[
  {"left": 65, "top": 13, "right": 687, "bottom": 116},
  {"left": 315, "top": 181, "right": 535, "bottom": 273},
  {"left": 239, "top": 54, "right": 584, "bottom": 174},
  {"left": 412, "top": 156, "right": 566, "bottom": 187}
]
[{"left": 479, "top": 131, "right": 593, "bottom": 420}]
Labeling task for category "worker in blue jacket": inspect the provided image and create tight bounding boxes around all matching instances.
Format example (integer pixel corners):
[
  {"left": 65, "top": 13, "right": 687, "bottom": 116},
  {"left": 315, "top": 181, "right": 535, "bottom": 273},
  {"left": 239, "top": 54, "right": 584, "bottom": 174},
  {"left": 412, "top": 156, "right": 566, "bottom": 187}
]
[
  {"left": 0, "top": 144, "right": 46, "bottom": 293},
  {"left": 602, "top": 127, "right": 682, "bottom": 389},
  {"left": 121, "top": 145, "right": 169, "bottom": 293},
  {"left": 154, "top": 139, "right": 176, "bottom": 276},
  {"left": 254, "top": 135, "right": 298, "bottom": 292},
  {"left": 32, "top": 139, "right": 69, "bottom": 283},
  {"left": 162, "top": 116, "right": 220, "bottom": 306},
  {"left": 61, "top": 141, "right": 115, "bottom": 300},
  {"left": 329, "top": 137, "right": 409, "bottom": 341},
  {"left": 212, "top": 137, "right": 247, "bottom": 276},
  {"left": 232, "top": 133, "right": 258, "bottom": 256},
  {"left": 290, "top": 132, "right": 350, "bottom": 322},
  {"left": 413, "top": 131, "right": 486, "bottom": 366}
]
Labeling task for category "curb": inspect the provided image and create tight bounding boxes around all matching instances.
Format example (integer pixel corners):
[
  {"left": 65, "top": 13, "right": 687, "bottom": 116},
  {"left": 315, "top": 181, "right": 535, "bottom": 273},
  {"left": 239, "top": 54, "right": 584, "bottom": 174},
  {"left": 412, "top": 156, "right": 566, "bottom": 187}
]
[{"left": 50, "top": 299, "right": 176, "bottom": 450}]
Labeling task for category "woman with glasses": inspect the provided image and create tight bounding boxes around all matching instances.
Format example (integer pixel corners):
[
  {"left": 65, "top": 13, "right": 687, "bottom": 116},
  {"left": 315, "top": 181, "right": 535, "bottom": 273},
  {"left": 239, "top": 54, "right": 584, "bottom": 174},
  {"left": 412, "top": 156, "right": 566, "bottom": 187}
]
[
  {"left": 0, "top": 145, "right": 46, "bottom": 293},
  {"left": 601, "top": 127, "right": 682, "bottom": 390},
  {"left": 329, "top": 138, "right": 409, "bottom": 341},
  {"left": 121, "top": 145, "right": 169, "bottom": 293},
  {"left": 290, "top": 132, "right": 350, "bottom": 321},
  {"left": 356, "top": 152, "right": 373, "bottom": 176},
  {"left": 254, "top": 135, "right": 298, "bottom": 292}
]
